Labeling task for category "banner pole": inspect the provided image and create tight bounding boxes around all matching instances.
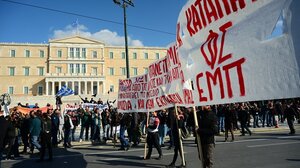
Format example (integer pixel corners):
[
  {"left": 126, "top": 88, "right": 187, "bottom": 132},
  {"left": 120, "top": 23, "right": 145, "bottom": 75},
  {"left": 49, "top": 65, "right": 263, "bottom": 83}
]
[
  {"left": 113, "top": 125, "right": 117, "bottom": 148},
  {"left": 143, "top": 111, "right": 150, "bottom": 159},
  {"left": 175, "top": 104, "right": 186, "bottom": 167},
  {"left": 193, "top": 106, "right": 205, "bottom": 168}
]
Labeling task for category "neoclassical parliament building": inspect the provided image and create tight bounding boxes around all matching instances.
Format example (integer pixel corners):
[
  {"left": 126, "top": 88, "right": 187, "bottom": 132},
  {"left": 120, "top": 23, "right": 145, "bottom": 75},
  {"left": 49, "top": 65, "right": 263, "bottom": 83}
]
[{"left": 0, "top": 35, "right": 166, "bottom": 104}]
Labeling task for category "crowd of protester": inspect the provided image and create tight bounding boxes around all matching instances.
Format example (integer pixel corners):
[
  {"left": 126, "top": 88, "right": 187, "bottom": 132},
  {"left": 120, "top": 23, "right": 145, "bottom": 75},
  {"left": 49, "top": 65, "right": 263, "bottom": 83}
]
[{"left": 0, "top": 97, "right": 299, "bottom": 164}]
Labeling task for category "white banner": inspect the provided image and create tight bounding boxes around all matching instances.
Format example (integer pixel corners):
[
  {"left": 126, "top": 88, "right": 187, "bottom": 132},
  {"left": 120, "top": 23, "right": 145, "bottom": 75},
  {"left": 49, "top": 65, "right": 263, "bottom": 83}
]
[
  {"left": 117, "top": 74, "right": 148, "bottom": 112},
  {"left": 117, "top": 44, "right": 191, "bottom": 112},
  {"left": 117, "top": 0, "right": 300, "bottom": 112},
  {"left": 64, "top": 103, "right": 108, "bottom": 112},
  {"left": 177, "top": 0, "right": 300, "bottom": 106}
]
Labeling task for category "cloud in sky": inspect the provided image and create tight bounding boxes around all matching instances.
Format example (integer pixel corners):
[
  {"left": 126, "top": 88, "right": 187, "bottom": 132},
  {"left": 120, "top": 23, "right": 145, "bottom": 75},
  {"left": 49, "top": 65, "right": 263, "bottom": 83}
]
[{"left": 51, "top": 24, "right": 144, "bottom": 47}]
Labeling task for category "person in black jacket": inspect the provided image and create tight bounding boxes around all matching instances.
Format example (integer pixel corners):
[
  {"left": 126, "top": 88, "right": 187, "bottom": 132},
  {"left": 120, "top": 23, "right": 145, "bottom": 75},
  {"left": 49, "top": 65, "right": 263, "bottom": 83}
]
[
  {"left": 224, "top": 104, "right": 235, "bottom": 142},
  {"left": 37, "top": 112, "right": 53, "bottom": 162},
  {"left": 51, "top": 109, "right": 59, "bottom": 147},
  {"left": 238, "top": 103, "right": 252, "bottom": 136},
  {"left": 166, "top": 107, "right": 185, "bottom": 168},
  {"left": 5, "top": 114, "right": 19, "bottom": 160},
  {"left": 0, "top": 109, "right": 9, "bottom": 161},
  {"left": 284, "top": 101, "right": 296, "bottom": 135},
  {"left": 20, "top": 113, "right": 30, "bottom": 154},
  {"left": 197, "top": 106, "right": 218, "bottom": 168}
]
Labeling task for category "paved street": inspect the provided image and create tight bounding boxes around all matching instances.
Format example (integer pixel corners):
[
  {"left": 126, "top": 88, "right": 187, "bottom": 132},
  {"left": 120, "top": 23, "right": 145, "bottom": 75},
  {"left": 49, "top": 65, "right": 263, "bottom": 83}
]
[{"left": 1, "top": 124, "right": 299, "bottom": 168}]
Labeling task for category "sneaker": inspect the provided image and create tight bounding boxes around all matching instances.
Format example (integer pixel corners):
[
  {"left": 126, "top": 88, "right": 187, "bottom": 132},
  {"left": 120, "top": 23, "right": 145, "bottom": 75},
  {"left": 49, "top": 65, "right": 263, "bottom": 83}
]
[
  {"left": 79, "top": 139, "right": 83, "bottom": 142},
  {"left": 156, "top": 155, "right": 163, "bottom": 160}
]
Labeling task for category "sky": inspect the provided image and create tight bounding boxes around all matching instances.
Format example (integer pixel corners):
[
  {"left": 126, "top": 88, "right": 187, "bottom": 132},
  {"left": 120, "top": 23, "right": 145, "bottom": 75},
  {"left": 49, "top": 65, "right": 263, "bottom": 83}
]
[
  {"left": 0, "top": 0, "right": 187, "bottom": 47},
  {"left": 0, "top": 0, "right": 283, "bottom": 48}
]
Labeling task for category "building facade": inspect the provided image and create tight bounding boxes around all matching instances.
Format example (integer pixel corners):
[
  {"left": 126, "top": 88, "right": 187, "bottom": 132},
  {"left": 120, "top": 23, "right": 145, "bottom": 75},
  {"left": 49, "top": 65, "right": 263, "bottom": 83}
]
[{"left": 0, "top": 35, "right": 166, "bottom": 99}]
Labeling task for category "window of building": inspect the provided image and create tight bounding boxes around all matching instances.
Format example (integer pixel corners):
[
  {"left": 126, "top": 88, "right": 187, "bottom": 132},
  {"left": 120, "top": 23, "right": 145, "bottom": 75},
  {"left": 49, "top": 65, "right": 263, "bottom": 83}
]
[
  {"left": 24, "top": 86, "right": 29, "bottom": 95},
  {"left": 156, "top": 53, "right": 160, "bottom": 59},
  {"left": 70, "top": 48, "right": 74, "bottom": 58},
  {"left": 25, "top": 50, "right": 30, "bottom": 57},
  {"left": 144, "top": 52, "right": 148, "bottom": 59},
  {"left": 109, "top": 52, "right": 114, "bottom": 59},
  {"left": 133, "top": 52, "right": 137, "bottom": 59},
  {"left": 82, "top": 64, "right": 86, "bottom": 74},
  {"left": 144, "top": 67, "right": 148, "bottom": 73},
  {"left": 109, "top": 85, "right": 114, "bottom": 92},
  {"left": 38, "top": 67, "right": 44, "bottom": 76},
  {"left": 56, "top": 67, "right": 62, "bottom": 73},
  {"left": 121, "top": 67, "right": 126, "bottom": 76},
  {"left": 38, "top": 86, "right": 43, "bottom": 95},
  {"left": 133, "top": 67, "right": 138, "bottom": 76},
  {"left": 76, "top": 48, "right": 80, "bottom": 58},
  {"left": 9, "top": 67, "right": 15, "bottom": 76},
  {"left": 92, "top": 51, "right": 97, "bottom": 58},
  {"left": 76, "top": 64, "right": 80, "bottom": 73},
  {"left": 39, "top": 50, "right": 45, "bottom": 58},
  {"left": 24, "top": 67, "right": 30, "bottom": 76},
  {"left": 57, "top": 50, "right": 62, "bottom": 58},
  {"left": 82, "top": 48, "right": 86, "bottom": 58},
  {"left": 10, "top": 50, "right": 16, "bottom": 57},
  {"left": 109, "top": 67, "right": 114, "bottom": 75},
  {"left": 92, "top": 67, "right": 98, "bottom": 75},
  {"left": 69, "top": 64, "right": 74, "bottom": 73},
  {"left": 122, "top": 52, "right": 125, "bottom": 59},
  {"left": 8, "top": 86, "right": 14, "bottom": 94}
]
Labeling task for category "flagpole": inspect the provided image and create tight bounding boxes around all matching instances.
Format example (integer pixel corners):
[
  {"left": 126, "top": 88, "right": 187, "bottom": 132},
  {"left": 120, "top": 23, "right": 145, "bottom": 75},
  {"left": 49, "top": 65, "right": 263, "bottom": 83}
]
[
  {"left": 175, "top": 104, "right": 186, "bottom": 167},
  {"left": 143, "top": 111, "right": 150, "bottom": 159},
  {"left": 193, "top": 106, "right": 205, "bottom": 167}
]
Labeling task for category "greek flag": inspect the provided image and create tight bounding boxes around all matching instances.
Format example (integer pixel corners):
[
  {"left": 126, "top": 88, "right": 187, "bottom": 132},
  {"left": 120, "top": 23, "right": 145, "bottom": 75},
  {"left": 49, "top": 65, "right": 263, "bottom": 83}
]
[{"left": 56, "top": 85, "right": 74, "bottom": 97}]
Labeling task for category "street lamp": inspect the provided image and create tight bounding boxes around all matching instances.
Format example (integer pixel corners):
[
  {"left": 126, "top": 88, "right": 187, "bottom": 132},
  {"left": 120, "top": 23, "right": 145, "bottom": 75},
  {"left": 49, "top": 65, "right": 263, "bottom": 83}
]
[{"left": 113, "top": 0, "right": 134, "bottom": 79}]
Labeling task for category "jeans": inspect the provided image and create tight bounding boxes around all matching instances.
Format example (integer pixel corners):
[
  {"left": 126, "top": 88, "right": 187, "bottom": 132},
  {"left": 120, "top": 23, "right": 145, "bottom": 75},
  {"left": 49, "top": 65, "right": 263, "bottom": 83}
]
[
  {"left": 30, "top": 135, "right": 41, "bottom": 151},
  {"left": 140, "top": 120, "right": 146, "bottom": 135},
  {"left": 253, "top": 115, "right": 260, "bottom": 128},
  {"left": 218, "top": 116, "right": 225, "bottom": 132},
  {"left": 71, "top": 126, "right": 77, "bottom": 141},
  {"left": 266, "top": 111, "right": 273, "bottom": 126},
  {"left": 92, "top": 125, "right": 101, "bottom": 141},
  {"left": 58, "top": 124, "right": 64, "bottom": 141},
  {"left": 158, "top": 124, "right": 167, "bottom": 145},
  {"left": 119, "top": 126, "right": 128, "bottom": 149},
  {"left": 79, "top": 125, "right": 89, "bottom": 140},
  {"left": 103, "top": 124, "right": 111, "bottom": 139}
]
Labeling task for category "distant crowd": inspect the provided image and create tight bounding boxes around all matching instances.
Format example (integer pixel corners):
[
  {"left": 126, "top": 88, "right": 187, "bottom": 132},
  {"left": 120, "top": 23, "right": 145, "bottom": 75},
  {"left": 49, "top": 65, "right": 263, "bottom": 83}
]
[{"left": 0, "top": 97, "right": 299, "bottom": 162}]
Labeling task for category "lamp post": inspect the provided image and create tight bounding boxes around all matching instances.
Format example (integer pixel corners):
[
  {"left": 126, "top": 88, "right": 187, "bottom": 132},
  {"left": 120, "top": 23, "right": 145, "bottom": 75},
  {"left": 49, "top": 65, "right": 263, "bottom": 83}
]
[{"left": 113, "top": 0, "right": 134, "bottom": 79}]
